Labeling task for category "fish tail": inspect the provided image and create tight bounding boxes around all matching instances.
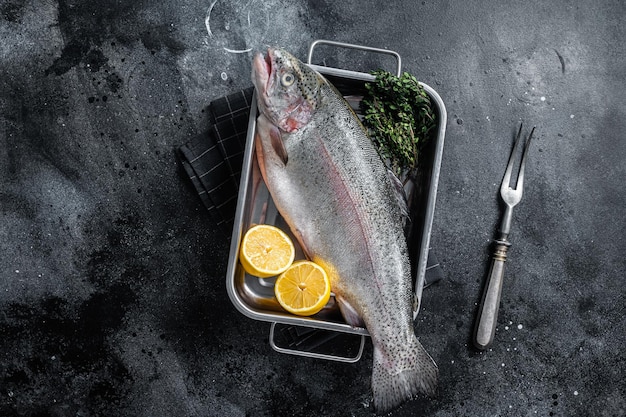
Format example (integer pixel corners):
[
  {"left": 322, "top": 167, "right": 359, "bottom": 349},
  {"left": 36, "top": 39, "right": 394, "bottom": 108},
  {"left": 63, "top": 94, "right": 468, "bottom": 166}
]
[{"left": 371, "top": 337, "right": 438, "bottom": 413}]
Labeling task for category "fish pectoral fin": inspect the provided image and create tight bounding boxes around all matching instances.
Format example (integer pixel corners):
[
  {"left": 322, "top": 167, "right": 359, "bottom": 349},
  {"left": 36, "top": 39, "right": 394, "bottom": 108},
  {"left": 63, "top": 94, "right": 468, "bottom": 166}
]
[
  {"left": 335, "top": 295, "right": 365, "bottom": 328},
  {"left": 270, "top": 126, "right": 288, "bottom": 165}
]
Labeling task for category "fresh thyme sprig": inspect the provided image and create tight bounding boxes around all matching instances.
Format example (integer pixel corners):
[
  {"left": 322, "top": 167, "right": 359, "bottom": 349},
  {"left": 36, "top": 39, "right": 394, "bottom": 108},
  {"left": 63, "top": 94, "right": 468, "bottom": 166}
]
[{"left": 361, "top": 70, "right": 436, "bottom": 177}]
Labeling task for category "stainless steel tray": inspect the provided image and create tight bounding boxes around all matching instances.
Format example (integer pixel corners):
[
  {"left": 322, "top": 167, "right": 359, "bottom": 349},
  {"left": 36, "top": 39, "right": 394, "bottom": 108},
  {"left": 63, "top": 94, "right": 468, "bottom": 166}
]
[{"left": 225, "top": 40, "right": 447, "bottom": 362}]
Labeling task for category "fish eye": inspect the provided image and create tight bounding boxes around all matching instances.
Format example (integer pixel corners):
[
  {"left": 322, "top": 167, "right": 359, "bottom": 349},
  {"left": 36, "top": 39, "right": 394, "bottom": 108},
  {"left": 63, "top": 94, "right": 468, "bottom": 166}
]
[{"left": 281, "top": 72, "right": 295, "bottom": 87}]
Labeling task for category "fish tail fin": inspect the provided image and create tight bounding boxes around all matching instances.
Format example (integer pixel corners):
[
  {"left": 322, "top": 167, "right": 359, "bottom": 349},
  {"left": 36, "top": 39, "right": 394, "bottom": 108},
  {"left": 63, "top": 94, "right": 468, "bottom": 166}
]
[{"left": 371, "top": 336, "right": 438, "bottom": 413}]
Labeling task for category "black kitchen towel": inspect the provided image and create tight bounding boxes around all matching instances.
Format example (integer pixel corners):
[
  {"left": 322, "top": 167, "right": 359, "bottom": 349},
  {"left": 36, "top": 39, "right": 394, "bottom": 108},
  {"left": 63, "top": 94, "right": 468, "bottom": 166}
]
[
  {"left": 177, "top": 87, "right": 442, "bottom": 287},
  {"left": 179, "top": 87, "right": 254, "bottom": 235}
]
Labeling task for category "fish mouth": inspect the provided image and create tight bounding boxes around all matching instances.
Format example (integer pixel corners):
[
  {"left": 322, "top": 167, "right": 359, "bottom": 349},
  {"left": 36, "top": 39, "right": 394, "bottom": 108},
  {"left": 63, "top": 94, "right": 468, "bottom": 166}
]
[{"left": 252, "top": 48, "right": 274, "bottom": 95}]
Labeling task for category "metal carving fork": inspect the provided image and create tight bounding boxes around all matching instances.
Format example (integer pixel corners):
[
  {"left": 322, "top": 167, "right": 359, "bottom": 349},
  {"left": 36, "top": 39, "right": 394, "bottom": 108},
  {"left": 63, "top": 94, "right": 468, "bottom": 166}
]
[{"left": 474, "top": 124, "right": 535, "bottom": 350}]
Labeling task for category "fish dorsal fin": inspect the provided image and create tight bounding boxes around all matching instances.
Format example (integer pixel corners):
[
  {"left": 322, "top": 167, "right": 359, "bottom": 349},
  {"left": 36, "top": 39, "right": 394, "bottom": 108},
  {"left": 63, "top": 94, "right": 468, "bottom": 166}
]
[
  {"left": 270, "top": 126, "right": 288, "bottom": 165},
  {"left": 387, "top": 169, "right": 409, "bottom": 219}
]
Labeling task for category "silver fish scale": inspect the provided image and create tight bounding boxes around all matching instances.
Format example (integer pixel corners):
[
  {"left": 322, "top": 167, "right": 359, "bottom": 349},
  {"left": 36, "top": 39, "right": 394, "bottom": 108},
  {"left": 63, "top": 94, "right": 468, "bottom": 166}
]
[
  {"left": 254, "top": 48, "right": 437, "bottom": 411},
  {"left": 266, "top": 79, "right": 415, "bottom": 355}
]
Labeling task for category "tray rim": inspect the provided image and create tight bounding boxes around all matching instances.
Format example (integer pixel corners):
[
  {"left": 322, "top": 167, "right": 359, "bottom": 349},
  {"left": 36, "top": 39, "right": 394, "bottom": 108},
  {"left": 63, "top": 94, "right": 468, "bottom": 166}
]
[{"left": 225, "top": 65, "right": 447, "bottom": 335}]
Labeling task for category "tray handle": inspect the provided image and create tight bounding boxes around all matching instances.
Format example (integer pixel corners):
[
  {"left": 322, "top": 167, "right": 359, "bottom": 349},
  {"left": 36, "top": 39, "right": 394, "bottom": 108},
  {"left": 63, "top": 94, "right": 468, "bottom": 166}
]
[
  {"left": 307, "top": 39, "right": 402, "bottom": 77},
  {"left": 269, "top": 322, "right": 366, "bottom": 363}
]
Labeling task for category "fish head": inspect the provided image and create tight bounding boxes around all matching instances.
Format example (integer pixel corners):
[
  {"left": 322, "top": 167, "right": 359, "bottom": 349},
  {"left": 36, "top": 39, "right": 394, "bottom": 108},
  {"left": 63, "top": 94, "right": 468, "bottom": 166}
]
[{"left": 252, "top": 47, "right": 323, "bottom": 133}]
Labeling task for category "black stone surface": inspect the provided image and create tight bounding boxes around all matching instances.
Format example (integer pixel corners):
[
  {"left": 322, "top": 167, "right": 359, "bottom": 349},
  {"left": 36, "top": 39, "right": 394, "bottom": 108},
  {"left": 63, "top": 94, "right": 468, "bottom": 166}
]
[{"left": 1, "top": 1, "right": 625, "bottom": 416}]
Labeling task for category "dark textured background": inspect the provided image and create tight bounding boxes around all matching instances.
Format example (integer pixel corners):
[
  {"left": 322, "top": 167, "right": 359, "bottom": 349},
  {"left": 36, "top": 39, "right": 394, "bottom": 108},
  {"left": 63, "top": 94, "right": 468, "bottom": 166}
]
[{"left": 1, "top": 0, "right": 625, "bottom": 416}]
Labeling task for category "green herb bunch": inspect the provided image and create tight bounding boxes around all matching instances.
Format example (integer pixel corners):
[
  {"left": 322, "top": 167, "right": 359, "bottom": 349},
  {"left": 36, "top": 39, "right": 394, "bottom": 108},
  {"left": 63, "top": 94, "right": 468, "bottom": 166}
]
[{"left": 361, "top": 70, "right": 436, "bottom": 177}]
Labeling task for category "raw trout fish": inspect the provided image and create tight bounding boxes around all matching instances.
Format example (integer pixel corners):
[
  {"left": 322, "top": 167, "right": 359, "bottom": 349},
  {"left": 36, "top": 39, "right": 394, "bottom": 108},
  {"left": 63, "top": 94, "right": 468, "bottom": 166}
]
[{"left": 251, "top": 47, "right": 438, "bottom": 412}]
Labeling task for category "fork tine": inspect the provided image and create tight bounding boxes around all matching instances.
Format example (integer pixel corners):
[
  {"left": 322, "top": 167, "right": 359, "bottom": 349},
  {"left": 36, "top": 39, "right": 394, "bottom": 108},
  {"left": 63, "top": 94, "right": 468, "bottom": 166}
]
[
  {"left": 517, "top": 126, "right": 535, "bottom": 188},
  {"left": 515, "top": 126, "right": 535, "bottom": 192},
  {"left": 501, "top": 124, "right": 525, "bottom": 192}
]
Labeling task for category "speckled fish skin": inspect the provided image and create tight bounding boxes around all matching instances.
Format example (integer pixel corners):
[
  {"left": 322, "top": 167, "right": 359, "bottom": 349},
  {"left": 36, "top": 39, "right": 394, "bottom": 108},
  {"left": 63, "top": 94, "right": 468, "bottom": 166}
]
[{"left": 251, "top": 47, "right": 438, "bottom": 412}]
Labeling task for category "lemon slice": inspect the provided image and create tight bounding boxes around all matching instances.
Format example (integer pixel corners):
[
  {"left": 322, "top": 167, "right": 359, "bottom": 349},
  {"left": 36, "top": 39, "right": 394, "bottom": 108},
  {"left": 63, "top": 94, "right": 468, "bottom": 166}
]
[
  {"left": 274, "top": 260, "right": 331, "bottom": 316},
  {"left": 239, "top": 224, "right": 295, "bottom": 278}
]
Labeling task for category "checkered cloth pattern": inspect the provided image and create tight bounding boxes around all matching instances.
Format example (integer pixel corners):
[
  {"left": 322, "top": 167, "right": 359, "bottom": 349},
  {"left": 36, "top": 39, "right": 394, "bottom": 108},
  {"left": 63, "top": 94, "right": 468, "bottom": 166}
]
[{"left": 178, "top": 87, "right": 254, "bottom": 235}]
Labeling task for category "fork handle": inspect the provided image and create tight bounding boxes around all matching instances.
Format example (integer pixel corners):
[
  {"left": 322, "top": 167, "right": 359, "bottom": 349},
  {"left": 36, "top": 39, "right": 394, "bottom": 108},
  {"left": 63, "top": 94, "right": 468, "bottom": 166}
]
[{"left": 474, "top": 239, "right": 511, "bottom": 350}]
